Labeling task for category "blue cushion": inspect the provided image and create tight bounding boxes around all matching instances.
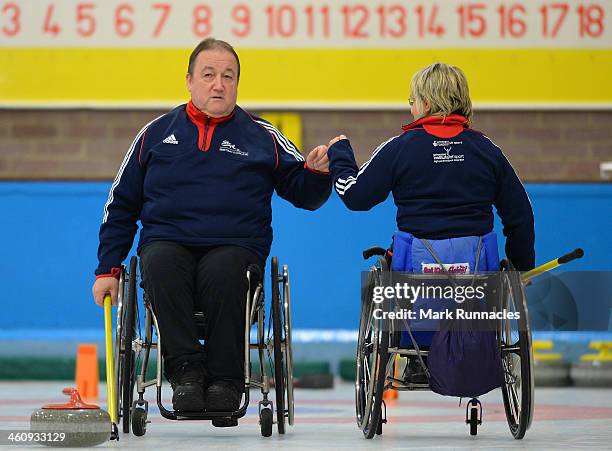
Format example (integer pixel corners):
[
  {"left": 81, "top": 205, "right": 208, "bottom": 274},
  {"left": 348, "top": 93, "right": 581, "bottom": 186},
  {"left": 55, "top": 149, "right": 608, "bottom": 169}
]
[{"left": 393, "top": 231, "right": 499, "bottom": 347}]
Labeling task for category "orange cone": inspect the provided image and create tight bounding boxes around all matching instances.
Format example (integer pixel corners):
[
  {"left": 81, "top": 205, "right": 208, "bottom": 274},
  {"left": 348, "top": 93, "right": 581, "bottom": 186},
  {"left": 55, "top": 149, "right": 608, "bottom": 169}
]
[
  {"left": 383, "top": 355, "right": 399, "bottom": 401},
  {"left": 75, "top": 344, "right": 99, "bottom": 402}
]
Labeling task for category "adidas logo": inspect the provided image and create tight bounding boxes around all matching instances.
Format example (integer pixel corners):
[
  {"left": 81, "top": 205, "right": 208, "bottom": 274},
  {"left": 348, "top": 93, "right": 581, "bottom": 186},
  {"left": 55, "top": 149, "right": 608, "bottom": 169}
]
[{"left": 163, "top": 134, "right": 179, "bottom": 145}]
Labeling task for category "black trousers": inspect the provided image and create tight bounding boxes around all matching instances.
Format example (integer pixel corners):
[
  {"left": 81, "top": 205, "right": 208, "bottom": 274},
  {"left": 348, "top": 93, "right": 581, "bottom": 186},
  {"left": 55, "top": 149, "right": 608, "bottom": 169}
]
[{"left": 139, "top": 241, "right": 263, "bottom": 388}]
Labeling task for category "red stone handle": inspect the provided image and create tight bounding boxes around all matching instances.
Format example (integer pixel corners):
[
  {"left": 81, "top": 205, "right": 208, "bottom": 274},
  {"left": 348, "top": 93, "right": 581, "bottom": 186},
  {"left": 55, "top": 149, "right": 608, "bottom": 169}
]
[{"left": 41, "top": 388, "right": 99, "bottom": 409}]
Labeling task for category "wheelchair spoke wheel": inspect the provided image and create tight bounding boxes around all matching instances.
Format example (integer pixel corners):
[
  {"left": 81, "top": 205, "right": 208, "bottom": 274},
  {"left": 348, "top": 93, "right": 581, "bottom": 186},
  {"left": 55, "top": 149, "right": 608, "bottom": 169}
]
[
  {"left": 499, "top": 260, "right": 534, "bottom": 440},
  {"left": 355, "top": 259, "right": 390, "bottom": 439},
  {"left": 120, "top": 256, "right": 139, "bottom": 433},
  {"left": 282, "top": 264, "right": 295, "bottom": 426},
  {"left": 114, "top": 266, "right": 126, "bottom": 428},
  {"left": 271, "top": 257, "right": 286, "bottom": 434}
]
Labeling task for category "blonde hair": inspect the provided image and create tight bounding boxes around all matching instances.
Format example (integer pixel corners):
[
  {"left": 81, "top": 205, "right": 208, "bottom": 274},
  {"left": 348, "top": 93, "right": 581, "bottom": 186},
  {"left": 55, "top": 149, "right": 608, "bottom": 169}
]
[{"left": 410, "top": 63, "right": 473, "bottom": 125}]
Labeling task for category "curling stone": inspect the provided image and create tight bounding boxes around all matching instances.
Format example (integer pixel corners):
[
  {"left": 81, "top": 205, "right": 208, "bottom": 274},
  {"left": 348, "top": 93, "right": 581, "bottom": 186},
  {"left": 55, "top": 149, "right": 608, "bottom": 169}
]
[
  {"left": 294, "top": 361, "right": 334, "bottom": 389},
  {"left": 295, "top": 373, "right": 335, "bottom": 389},
  {"left": 570, "top": 341, "right": 612, "bottom": 388},
  {"left": 31, "top": 388, "right": 110, "bottom": 447},
  {"left": 532, "top": 340, "right": 570, "bottom": 387}
]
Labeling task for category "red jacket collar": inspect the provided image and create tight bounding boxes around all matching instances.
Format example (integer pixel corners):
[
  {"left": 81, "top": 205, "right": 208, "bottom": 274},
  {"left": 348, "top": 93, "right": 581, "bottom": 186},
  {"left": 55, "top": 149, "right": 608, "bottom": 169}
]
[
  {"left": 401, "top": 114, "right": 468, "bottom": 138},
  {"left": 186, "top": 100, "right": 235, "bottom": 126}
]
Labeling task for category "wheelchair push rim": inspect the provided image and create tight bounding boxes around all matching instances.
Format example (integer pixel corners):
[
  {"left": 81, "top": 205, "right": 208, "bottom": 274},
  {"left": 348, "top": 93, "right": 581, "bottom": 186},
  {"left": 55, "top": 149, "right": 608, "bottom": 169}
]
[
  {"left": 355, "top": 258, "right": 389, "bottom": 439},
  {"left": 499, "top": 260, "right": 534, "bottom": 440}
]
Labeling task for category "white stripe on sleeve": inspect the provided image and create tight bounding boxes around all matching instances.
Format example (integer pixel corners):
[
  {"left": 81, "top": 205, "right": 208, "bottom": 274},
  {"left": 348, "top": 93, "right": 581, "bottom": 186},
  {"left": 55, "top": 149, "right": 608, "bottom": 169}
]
[
  {"left": 102, "top": 116, "right": 161, "bottom": 223},
  {"left": 334, "top": 136, "right": 398, "bottom": 196},
  {"left": 255, "top": 120, "right": 305, "bottom": 162}
]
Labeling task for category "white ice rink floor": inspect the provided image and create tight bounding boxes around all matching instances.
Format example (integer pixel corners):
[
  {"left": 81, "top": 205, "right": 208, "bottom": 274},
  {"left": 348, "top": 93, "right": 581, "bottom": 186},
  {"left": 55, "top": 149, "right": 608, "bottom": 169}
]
[{"left": 1, "top": 381, "right": 611, "bottom": 450}]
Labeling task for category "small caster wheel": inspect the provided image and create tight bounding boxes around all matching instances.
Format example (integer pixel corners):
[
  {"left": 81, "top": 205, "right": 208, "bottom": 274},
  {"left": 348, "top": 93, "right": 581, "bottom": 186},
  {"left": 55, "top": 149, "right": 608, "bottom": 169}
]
[
  {"left": 466, "top": 398, "right": 482, "bottom": 436},
  {"left": 260, "top": 408, "right": 273, "bottom": 437},
  {"left": 132, "top": 408, "right": 148, "bottom": 437},
  {"left": 469, "top": 407, "right": 478, "bottom": 436}
]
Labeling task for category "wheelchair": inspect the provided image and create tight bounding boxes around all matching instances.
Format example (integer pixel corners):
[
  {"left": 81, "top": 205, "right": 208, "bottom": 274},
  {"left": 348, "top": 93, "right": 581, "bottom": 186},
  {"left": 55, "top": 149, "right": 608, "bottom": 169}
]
[
  {"left": 356, "top": 246, "right": 582, "bottom": 440},
  {"left": 112, "top": 255, "right": 294, "bottom": 438}
]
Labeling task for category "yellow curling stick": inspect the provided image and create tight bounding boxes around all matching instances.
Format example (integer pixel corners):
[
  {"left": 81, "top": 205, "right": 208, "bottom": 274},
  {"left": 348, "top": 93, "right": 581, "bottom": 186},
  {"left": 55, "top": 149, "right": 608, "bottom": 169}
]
[
  {"left": 103, "top": 294, "right": 119, "bottom": 439},
  {"left": 521, "top": 248, "right": 584, "bottom": 282}
]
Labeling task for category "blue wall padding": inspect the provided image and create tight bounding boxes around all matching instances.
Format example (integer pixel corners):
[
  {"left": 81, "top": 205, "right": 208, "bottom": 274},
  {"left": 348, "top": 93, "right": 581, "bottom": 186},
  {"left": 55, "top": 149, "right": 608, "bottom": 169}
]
[{"left": 0, "top": 182, "right": 610, "bottom": 331}]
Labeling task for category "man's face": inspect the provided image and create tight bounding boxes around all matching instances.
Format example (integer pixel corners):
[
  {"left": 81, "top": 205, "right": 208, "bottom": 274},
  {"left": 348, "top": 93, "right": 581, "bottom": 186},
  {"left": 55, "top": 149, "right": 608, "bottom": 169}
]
[{"left": 186, "top": 48, "right": 238, "bottom": 117}]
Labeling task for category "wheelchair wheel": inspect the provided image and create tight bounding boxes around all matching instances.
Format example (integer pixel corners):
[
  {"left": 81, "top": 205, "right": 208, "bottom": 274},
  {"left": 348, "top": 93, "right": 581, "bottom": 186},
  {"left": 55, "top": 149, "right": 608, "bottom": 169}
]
[
  {"left": 282, "top": 264, "right": 295, "bottom": 426},
  {"left": 259, "top": 407, "right": 273, "bottom": 438},
  {"left": 271, "top": 256, "right": 286, "bottom": 434},
  {"left": 113, "top": 266, "right": 126, "bottom": 431},
  {"left": 117, "top": 256, "right": 138, "bottom": 433},
  {"left": 355, "top": 258, "right": 390, "bottom": 439},
  {"left": 131, "top": 406, "right": 147, "bottom": 437},
  {"left": 469, "top": 407, "right": 478, "bottom": 436},
  {"left": 499, "top": 260, "right": 534, "bottom": 439}
]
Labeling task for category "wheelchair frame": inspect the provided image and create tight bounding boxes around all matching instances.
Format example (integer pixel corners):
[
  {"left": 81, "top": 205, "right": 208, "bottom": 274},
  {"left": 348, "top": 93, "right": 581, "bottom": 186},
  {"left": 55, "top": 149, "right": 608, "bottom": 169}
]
[
  {"left": 113, "top": 255, "right": 294, "bottom": 438},
  {"left": 356, "top": 248, "right": 535, "bottom": 440}
]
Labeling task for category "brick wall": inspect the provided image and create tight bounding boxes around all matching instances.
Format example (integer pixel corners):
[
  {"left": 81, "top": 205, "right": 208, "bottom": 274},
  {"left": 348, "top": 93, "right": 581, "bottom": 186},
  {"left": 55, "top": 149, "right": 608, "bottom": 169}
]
[{"left": 1, "top": 109, "right": 610, "bottom": 181}]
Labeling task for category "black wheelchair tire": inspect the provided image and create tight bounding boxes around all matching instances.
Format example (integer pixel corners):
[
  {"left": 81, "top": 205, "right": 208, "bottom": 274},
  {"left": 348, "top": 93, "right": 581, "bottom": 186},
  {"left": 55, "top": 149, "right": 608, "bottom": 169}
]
[
  {"left": 282, "top": 264, "right": 295, "bottom": 426},
  {"left": 131, "top": 407, "right": 147, "bottom": 437},
  {"left": 113, "top": 266, "right": 126, "bottom": 433},
  {"left": 356, "top": 258, "right": 390, "bottom": 439},
  {"left": 271, "top": 256, "right": 286, "bottom": 435},
  {"left": 121, "top": 256, "right": 138, "bottom": 434},
  {"left": 365, "top": 316, "right": 388, "bottom": 439},
  {"left": 260, "top": 408, "right": 273, "bottom": 438},
  {"left": 500, "top": 260, "right": 534, "bottom": 440},
  {"left": 469, "top": 406, "right": 478, "bottom": 436}
]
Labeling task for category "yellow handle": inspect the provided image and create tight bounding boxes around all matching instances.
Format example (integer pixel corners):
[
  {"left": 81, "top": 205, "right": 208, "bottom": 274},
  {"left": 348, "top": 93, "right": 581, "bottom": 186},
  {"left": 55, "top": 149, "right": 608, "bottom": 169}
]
[
  {"left": 521, "top": 259, "right": 560, "bottom": 282},
  {"left": 521, "top": 248, "right": 584, "bottom": 282},
  {"left": 104, "top": 294, "right": 117, "bottom": 424}
]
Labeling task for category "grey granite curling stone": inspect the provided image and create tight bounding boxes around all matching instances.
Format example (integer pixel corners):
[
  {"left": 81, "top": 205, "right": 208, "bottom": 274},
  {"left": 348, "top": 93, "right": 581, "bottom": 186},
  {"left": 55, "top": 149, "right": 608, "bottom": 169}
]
[
  {"left": 571, "top": 360, "right": 612, "bottom": 387},
  {"left": 532, "top": 340, "right": 571, "bottom": 387},
  {"left": 30, "top": 388, "right": 110, "bottom": 447},
  {"left": 570, "top": 341, "right": 612, "bottom": 388},
  {"left": 534, "top": 359, "right": 571, "bottom": 386}
]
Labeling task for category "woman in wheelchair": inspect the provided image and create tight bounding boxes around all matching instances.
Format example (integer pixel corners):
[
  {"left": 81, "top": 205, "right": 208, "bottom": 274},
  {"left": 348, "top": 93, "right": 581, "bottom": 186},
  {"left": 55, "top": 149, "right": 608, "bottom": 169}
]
[
  {"left": 327, "top": 61, "right": 534, "bottom": 273},
  {"left": 327, "top": 62, "right": 536, "bottom": 438}
]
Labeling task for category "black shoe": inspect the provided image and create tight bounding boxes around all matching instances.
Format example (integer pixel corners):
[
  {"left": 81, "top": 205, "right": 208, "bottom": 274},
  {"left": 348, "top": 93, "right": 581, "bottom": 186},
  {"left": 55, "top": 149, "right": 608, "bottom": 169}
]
[
  {"left": 167, "top": 361, "right": 206, "bottom": 412},
  {"left": 206, "top": 380, "right": 242, "bottom": 427},
  {"left": 212, "top": 417, "right": 239, "bottom": 428}
]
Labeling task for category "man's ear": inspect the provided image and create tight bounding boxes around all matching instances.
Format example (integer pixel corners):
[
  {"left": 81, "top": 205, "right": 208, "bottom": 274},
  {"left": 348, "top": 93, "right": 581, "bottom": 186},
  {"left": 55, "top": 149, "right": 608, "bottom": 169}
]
[
  {"left": 424, "top": 100, "right": 431, "bottom": 115},
  {"left": 185, "top": 72, "right": 192, "bottom": 92}
]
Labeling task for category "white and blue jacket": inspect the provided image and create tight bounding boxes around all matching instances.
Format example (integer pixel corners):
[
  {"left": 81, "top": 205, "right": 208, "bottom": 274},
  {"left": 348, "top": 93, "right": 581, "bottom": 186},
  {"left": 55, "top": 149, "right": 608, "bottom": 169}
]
[
  {"left": 95, "top": 101, "right": 331, "bottom": 276},
  {"left": 329, "top": 115, "right": 535, "bottom": 271}
]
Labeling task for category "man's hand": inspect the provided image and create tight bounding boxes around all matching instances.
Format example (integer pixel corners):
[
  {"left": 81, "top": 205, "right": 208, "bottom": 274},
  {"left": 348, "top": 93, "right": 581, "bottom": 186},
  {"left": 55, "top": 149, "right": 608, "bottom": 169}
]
[
  {"left": 92, "top": 277, "right": 119, "bottom": 307},
  {"left": 328, "top": 134, "right": 347, "bottom": 147},
  {"left": 306, "top": 144, "right": 330, "bottom": 173}
]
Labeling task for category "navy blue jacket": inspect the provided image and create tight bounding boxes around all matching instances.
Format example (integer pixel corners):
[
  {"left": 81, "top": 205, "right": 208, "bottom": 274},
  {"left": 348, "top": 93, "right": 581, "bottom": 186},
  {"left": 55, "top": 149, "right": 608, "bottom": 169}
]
[
  {"left": 96, "top": 102, "right": 331, "bottom": 276},
  {"left": 329, "top": 115, "right": 535, "bottom": 271}
]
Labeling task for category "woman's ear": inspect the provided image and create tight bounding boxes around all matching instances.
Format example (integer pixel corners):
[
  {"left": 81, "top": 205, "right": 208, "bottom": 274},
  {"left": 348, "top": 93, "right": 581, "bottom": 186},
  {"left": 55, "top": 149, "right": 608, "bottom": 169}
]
[{"left": 423, "top": 100, "right": 431, "bottom": 115}]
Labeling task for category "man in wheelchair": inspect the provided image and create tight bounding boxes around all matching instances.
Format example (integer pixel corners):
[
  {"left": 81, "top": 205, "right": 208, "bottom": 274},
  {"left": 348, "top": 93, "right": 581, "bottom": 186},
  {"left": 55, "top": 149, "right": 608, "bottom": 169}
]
[
  {"left": 91, "top": 38, "right": 331, "bottom": 425},
  {"left": 327, "top": 62, "right": 535, "bottom": 410}
]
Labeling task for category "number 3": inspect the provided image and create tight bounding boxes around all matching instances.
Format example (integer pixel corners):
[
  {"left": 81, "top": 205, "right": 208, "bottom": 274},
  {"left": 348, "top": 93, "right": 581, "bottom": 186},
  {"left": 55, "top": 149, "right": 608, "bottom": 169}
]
[{"left": 2, "top": 2, "right": 21, "bottom": 37}]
